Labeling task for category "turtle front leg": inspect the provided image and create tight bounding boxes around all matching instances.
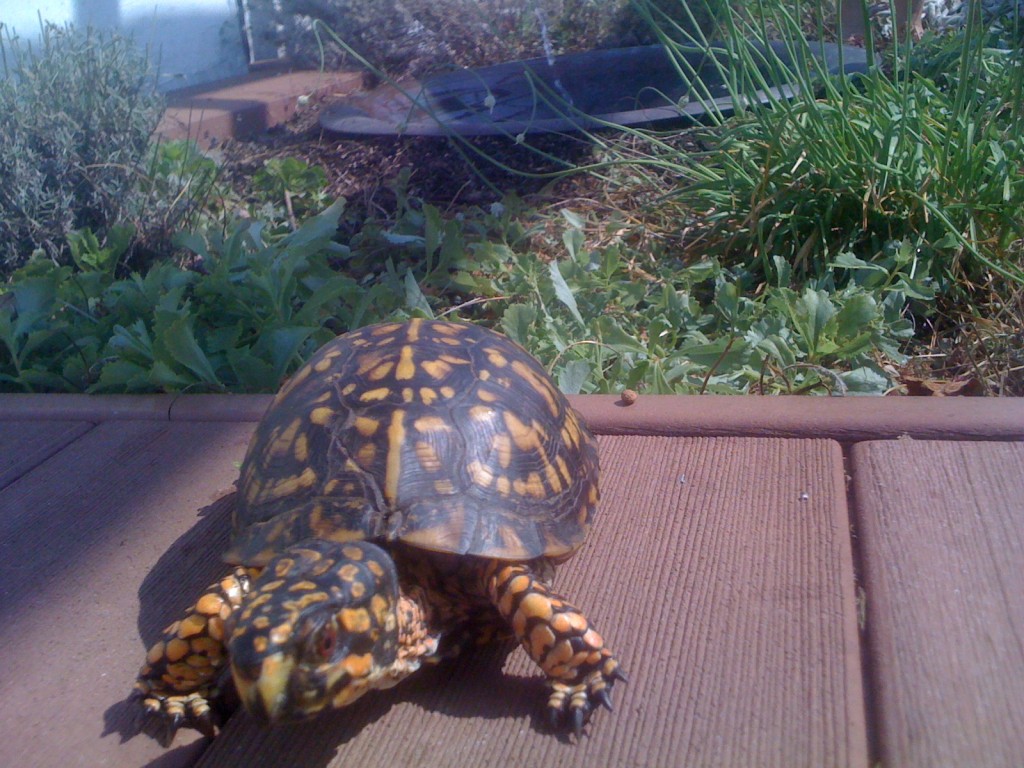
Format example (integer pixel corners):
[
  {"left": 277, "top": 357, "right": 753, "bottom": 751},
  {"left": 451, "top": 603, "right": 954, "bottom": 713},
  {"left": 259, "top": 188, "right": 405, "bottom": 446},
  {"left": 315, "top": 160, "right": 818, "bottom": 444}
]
[
  {"left": 486, "top": 563, "right": 627, "bottom": 737},
  {"left": 134, "top": 566, "right": 259, "bottom": 746}
]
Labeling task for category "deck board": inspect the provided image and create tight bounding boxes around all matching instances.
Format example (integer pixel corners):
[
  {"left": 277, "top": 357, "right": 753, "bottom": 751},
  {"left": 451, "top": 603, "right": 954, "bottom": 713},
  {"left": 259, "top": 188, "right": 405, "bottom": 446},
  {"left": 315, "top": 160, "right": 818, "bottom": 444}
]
[
  {"left": 850, "top": 440, "right": 1024, "bottom": 767},
  {"left": 0, "top": 420, "right": 253, "bottom": 768},
  {"left": 195, "top": 436, "right": 866, "bottom": 768},
  {"left": 0, "top": 419, "right": 94, "bottom": 491}
]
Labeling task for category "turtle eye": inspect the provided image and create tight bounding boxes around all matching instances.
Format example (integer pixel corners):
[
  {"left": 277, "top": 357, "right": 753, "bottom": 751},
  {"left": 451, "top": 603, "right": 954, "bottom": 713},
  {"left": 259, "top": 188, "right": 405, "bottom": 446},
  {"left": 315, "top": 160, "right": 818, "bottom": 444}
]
[{"left": 313, "top": 622, "right": 338, "bottom": 661}]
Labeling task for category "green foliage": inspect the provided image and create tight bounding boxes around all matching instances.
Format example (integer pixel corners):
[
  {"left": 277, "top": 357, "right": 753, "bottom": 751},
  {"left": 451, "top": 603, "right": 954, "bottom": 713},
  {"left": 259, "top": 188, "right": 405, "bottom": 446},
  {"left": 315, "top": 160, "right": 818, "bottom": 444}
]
[
  {"left": 0, "top": 23, "right": 164, "bottom": 273},
  {"left": 627, "top": 1, "right": 1024, "bottom": 289},
  {"left": 0, "top": 202, "right": 384, "bottom": 392},
  {"left": 432, "top": 200, "right": 912, "bottom": 395}
]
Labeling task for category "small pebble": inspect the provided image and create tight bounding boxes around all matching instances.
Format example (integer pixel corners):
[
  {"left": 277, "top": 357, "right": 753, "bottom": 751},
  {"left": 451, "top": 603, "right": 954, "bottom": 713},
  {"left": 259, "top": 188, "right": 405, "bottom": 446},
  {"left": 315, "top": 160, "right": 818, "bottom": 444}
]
[{"left": 620, "top": 389, "right": 638, "bottom": 406}]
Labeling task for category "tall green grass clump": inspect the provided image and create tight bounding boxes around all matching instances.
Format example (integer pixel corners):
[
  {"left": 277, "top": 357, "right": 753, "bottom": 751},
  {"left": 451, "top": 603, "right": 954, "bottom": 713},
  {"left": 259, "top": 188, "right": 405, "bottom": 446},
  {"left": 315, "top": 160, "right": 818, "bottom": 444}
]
[{"left": 623, "top": 0, "right": 1024, "bottom": 291}]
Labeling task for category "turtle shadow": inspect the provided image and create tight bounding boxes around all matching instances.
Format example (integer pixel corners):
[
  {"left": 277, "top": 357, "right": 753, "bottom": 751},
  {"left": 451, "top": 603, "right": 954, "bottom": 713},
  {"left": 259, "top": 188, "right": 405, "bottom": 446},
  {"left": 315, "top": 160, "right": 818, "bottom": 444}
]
[
  {"left": 177, "top": 648, "right": 553, "bottom": 767},
  {"left": 108, "top": 493, "right": 567, "bottom": 761}
]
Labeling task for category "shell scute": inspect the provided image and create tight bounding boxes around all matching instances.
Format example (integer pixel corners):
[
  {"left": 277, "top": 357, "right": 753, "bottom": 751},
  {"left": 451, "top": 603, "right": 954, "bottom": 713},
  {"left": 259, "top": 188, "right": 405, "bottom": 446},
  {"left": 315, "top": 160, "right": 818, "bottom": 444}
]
[{"left": 230, "top": 319, "right": 599, "bottom": 565}]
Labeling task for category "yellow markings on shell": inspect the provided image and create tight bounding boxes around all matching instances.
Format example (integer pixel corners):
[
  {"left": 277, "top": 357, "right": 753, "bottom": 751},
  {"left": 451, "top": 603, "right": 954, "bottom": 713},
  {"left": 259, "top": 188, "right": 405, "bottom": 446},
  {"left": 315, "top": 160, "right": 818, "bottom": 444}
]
[
  {"left": 262, "top": 466, "right": 318, "bottom": 502},
  {"left": 313, "top": 352, "right": 339, "bottom": 373},
  {"left": 354, "top": 417, "right": 380, "bottom": 436},
  {"left": 503, "top": 412, "right": 539, "bottom": 451},
  {"left": 479, "top": 369, "right": 491, "bottom": 381},
  {"left": 177, "top": 614, "right": 207, "bottom": 639},
  {"left": 420, "top": 359, "right": 452, "bottom": 380},
  {"left": 406, "top": 318, "right": 423, "bottom": 342},
  {"left": 496, "top": 476, "right": 511, "bottom": 496},
  {"left": 340, "top": 607, "right": 372, "bottom": 633},
  {"left": 276, "top": 363, "right": 311, "bottom": 400},
  {"left": 477, "top": 388, "right": 498, "bottom": 403},
  {"left": 350, "top": 580, "right": 366, "bottom": 599},
  {"left": 402, "top": 388, "right": 415, "bottom": 403},
  {"left": 511, "top": 359, "right": 561, "bottom": 418},
  {"left": 470, "top": 405, "right": 496, "bottom": 422},
  {"left": 252, "top": 616, "right": 271, "bottom": 630},
  {"left": 486, "top": 348, "right": 509, "bottom": 367},
  {"left": 384, "top": 410, "right": 406, "bottom": 505},
  {"left": 440, "top": 386, "right": 456, "bottom": 399},
  {"left": 491, "top": 433, "right": 512, "bottom": 468},
  {"left": 396, "top": 345, "right": 416, "bottom": 380},
  {"left": 420, "top": 387, "right": 438, "bottom": 405},
  {"left": 338, "top": 563, "right": 360, "bottom": 582},
  {"left": 310, "top": 407, "right": 334, "bottom": 426},
  {"left": 368, "top": 361, "right": 395, "bottom": 381},
  {"left": 342, "top": 653, "right": 374, "bottom": 678},
  {"left": 359, "top": 387, "right": 391, "bottom": 403},
  {"left": 415, "top": 441, "right": 442, "bottom": 472},
  {"left": 467, "top": 460, "right": 494, "bottom": 488},
  {"left": 513, "top": 472, "right": 547, "bottom": 499},
  {"left": 288, "top": 580, "right": 317, "bottom": 592},
  {"left": 544, "top": 462, "right": 563, "bottom": 494},
  {"left": 434, "top": 478, "right": 455, "bottom": 494},
  {"left": 356, "top": 442, "right": 377, "bottom": 468},
  {"left": 340, "top": 382, "right": 357, "bottom": 396},
  {"left": 267, "top": 418, "right": 303, "bottom": 459},
  {"left": 414, "top": 416, "right": 451, "bottom": 433},
  {"left": 372, "top": 322, "right": 402, "bottom": 337},
  {"left": 253, "top": 636, "right": 269, "bottom": 654}
]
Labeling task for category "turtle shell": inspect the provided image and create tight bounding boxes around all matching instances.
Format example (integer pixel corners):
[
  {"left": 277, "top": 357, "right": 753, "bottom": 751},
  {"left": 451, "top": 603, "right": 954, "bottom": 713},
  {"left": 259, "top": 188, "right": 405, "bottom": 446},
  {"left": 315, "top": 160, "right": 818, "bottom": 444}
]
[{"left": 227, "top": 319, "right": 599, "bottom": 566}]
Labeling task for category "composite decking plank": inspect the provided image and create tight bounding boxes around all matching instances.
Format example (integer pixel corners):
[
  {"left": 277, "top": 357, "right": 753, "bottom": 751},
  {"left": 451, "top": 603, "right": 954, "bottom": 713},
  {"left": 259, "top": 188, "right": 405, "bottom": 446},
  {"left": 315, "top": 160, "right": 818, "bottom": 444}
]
[
  {"left": 195, "top": 436, "right": 866, "bottom": 768},
  {"left": 851, "top": 440, "right": 1024, "bottom": 767},
  {"left": 0, "top": 419, "right": 94, "bottom": 490},
  {"left": 0, "top": 420, "right": 254, "bottom": 768}
]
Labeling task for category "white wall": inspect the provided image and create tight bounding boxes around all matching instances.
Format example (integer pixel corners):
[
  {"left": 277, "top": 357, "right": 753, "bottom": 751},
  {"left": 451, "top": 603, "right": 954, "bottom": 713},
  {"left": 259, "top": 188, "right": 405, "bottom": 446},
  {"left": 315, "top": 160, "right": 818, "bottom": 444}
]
[{"left": 5, "top": 0, "right": 249, "bottom": 90}]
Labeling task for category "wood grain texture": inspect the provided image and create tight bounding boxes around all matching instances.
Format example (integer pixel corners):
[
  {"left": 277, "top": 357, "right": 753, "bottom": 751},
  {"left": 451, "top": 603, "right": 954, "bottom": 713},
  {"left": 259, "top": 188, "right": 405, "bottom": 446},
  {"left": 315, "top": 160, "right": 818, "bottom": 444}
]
[
  {"left": 195, "top": 436, "right": 866, "bottom": 768},
  {"left": 0, "top": 420, "right": 254, "bottom": 768},
  {"left": 0, "top": 419, "right": 93, "bottom": 490},
  {"left": 851, "top": 440, "right": 1024, "bottom": 768}
]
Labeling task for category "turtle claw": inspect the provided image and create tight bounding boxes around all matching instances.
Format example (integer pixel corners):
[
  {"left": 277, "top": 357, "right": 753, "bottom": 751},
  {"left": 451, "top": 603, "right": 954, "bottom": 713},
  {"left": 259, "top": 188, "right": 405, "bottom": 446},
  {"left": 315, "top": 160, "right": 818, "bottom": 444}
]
[
  {"left": 595, "top": 687, "right": 614, "bottom": 712},
  {"left": 135, "top": 687, "right": 220, "bottom": 746},
  {"left": 545, "top": 660, "right": 627, "bottom": 740}
]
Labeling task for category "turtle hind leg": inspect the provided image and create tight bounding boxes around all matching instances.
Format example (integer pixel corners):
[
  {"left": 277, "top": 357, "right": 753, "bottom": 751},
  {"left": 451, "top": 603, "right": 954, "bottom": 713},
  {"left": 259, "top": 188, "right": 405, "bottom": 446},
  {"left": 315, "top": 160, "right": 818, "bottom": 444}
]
[
  {"left": 485, "top": 562, "right": 627, "bottom": 739},
  {"left": 134, "top": 565, "right": 259, "bottom": 746}
]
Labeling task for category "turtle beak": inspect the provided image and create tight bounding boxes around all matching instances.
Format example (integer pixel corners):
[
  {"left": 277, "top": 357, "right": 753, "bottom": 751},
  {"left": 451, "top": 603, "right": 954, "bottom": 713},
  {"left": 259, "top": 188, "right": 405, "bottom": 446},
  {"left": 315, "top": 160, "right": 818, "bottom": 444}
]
[{"left": 234, "top": 652, "right": 294, "bottom": 723}]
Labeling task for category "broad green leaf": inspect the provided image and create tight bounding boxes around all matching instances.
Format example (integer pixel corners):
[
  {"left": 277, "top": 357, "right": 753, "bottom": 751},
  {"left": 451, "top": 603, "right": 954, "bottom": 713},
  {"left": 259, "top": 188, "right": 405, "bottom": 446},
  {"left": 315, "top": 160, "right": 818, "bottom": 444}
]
[
  {"left": 157, "top": 313, "right": 222, "bottom": 387},
  {"left": 548, "top": 260, "right": 584, "bottom": 327},
  {"left": 404, "top": 271, "right": 434, "bottom": 317},
  {"left": 557, "top": 359, "right": 591, "bottom": 395},
  {"left": 501, "top": 305, "right": 537, "bottom": 344},
  {"left": 835, "top": 293, "right": 878, "bottom": 339}
]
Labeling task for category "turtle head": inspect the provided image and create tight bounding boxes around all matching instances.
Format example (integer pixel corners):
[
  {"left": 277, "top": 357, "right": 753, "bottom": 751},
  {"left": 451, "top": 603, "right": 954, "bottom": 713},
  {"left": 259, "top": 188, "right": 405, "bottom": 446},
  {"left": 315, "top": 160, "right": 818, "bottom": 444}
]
[{"left": 228, "top": 539, "right": 401, "bottom": 723}]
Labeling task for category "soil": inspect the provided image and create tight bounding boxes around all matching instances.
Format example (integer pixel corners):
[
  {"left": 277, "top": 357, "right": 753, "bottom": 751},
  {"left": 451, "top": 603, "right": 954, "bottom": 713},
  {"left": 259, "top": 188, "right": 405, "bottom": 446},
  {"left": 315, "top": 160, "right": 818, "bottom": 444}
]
[{"left": 216, "top": 88, "right": 604, "bottom": 218}]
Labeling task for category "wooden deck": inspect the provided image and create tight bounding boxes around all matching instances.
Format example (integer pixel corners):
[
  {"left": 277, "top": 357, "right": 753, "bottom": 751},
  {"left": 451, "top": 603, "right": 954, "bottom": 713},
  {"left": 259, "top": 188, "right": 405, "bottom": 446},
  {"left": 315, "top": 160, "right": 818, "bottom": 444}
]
[{"left": 1, "top": 394, "right": 1022, "bottom": 768}]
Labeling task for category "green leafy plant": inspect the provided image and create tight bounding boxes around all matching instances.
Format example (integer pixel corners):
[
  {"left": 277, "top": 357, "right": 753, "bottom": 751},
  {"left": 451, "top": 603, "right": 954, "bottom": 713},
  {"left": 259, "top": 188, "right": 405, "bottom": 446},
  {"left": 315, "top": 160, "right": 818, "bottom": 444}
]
[{"left": 0, "top": 23, "right": 164, "bottom": 274}]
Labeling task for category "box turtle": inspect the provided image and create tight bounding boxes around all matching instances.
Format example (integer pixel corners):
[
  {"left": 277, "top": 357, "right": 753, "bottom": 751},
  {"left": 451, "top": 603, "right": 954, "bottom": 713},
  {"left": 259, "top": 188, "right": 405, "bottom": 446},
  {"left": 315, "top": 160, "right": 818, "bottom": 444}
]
[{"left": 134, "top": 318, "right": 625, "bottom": 745}]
